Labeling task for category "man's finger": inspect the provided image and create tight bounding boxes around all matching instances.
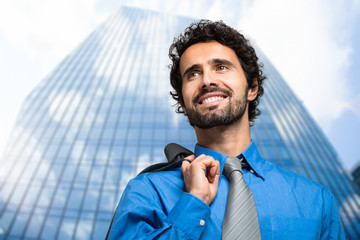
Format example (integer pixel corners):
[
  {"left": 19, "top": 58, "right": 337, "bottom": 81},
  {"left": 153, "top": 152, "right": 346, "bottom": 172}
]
[
  {"left": 183, "top": 159, "right": 192, "bottom": 164},
  {"left": 184, "top": 154, "right": 195, "bottom": 162},
  {"left": 207, "top": 160, "right": 220, "bottom": 183},
  {"left": 181, "top": 154, "right": 195, "bottom": 172}
]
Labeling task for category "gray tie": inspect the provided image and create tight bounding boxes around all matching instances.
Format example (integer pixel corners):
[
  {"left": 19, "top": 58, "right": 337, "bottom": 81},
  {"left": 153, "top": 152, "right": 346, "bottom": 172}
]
[{"left": 222, "top": 156, "right": 261, "bottom": 239}]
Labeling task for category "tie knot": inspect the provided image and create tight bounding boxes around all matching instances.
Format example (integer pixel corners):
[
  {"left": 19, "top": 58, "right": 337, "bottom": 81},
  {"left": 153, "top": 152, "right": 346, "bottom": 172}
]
[{"left": 223, "top": 157, "right": 243, "bottom": 178}]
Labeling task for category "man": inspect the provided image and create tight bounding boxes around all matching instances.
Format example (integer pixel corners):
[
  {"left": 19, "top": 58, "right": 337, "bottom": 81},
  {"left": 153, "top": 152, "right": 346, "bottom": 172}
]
[{"left": 107, "top": 20, "right": 345, "bottom": 239}]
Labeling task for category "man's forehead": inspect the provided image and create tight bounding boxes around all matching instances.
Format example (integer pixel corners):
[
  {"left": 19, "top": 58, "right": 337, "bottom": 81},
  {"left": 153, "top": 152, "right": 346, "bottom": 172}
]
[{"left": 179, "top": 41, "right": 239, "bottom": 71}]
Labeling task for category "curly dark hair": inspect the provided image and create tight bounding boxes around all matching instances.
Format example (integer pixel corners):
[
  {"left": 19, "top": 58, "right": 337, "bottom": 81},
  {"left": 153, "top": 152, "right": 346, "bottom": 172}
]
[{"left": 169, "top": 19, "right": 266, "bottom": 125}]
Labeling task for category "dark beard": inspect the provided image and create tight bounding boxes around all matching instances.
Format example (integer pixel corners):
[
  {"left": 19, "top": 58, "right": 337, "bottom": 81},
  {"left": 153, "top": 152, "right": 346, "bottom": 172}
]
[{"left": 185, "top": 87, "right": 248, "bottom": 129}]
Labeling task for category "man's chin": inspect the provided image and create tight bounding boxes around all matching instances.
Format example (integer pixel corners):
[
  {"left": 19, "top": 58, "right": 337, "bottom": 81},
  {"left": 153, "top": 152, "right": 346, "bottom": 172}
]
[
  {"left": 188, "top": 113, "right": 228, "bottom": 129},
  {"left": 195, "top": 104, "right": 220, "bottom": 113}
]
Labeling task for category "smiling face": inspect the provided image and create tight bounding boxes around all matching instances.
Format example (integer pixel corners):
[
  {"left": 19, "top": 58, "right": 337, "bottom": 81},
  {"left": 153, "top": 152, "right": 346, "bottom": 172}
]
[{"left": 180, "top": 41, "right": 254, "bottom": 129}]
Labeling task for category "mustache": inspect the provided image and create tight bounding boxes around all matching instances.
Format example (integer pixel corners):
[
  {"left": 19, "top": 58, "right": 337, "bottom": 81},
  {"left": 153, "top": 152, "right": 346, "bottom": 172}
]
[{"left": 192, "top": 87, "right": 232, "bottom": 105}]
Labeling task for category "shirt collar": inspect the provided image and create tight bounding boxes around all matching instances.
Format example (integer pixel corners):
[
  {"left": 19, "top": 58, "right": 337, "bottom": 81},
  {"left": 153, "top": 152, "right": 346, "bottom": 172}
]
[
  {"left": 194, "top": 144, "right": 228, "bottom": 175},
  {"left": 240, "top": 141, "right": 265, "bottom": 180},
  {"left": 194, "top": 140, "right": 265, "bottom": 180}
]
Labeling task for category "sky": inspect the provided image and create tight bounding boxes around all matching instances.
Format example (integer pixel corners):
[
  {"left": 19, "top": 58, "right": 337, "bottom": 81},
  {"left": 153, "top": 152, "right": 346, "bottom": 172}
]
[{"left": 0, "top": 0, "right": 359, "bottom": 171}]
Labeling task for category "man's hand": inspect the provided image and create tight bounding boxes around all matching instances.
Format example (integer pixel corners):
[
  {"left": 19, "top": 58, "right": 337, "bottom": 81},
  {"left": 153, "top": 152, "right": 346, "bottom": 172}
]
[{"left": 181, "top": 154, "right": 220, "bottom": 205}]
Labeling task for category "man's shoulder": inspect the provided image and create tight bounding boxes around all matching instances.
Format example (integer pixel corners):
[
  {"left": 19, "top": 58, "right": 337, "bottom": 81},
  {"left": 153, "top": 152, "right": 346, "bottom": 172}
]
[
  {"left": 137, "top": 167, "right": 183, "bottom": 178},
  {"left": 260, "top": 160, "right": 337, "bottom": 221},
  {"left": 130, "top": 168, "right": 184, "bottom": 189},
  {"left": 121, "top": 168, "right": 186, "bottom": 207},
  {"left": 265, "top": 160, "right": 331, "bottom": 196}
]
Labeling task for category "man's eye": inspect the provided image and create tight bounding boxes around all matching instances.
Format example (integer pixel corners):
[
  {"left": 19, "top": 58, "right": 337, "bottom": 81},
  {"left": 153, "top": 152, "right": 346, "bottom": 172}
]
[
  {"left": 217, "top": 65, "right": 228, "bottom": 71},
  {"left": 189, "top": 72, "right": 200, "bottom": 78}
]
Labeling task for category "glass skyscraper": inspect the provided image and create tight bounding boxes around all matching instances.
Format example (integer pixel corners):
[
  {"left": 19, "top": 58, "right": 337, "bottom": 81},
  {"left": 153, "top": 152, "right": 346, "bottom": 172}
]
[{"left": 1, "top": 6, "right": 359, "bottom": 239}]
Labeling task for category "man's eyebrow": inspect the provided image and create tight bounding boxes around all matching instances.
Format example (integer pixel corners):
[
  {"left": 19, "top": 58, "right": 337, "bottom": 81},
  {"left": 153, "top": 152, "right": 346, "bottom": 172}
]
[
  {"left": 211, "top": 58, "right": 236, "bottom": 68},
  {"left": 182, "top": 64, "right": 200, "bottom": 78},
  {"left": 182, "top": 59, "right": 236, "bottom": 78}
]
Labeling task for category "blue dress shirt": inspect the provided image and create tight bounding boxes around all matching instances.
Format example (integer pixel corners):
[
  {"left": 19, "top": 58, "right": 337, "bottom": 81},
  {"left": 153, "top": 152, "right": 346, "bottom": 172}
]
[{"left": 107, "top": 141, "right": 345, "bottom": 239}]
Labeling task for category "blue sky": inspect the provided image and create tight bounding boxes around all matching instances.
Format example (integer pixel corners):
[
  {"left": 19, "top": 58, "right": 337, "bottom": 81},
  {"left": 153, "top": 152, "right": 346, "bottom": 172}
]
[{"left": 0, "top": 0, "right": 359, "bottom": 171}]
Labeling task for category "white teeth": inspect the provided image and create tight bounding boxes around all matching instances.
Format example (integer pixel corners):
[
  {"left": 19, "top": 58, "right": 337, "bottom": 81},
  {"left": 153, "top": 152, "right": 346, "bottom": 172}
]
[{"left": 202, "top": 96, "right": 224, "bottom": 104}]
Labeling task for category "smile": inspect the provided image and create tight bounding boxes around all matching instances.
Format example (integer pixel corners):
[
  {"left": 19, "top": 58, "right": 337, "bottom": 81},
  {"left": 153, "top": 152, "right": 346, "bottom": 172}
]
[
  {"left": 201, "top": 96, "right": 225, "bottom": 104},
  {"left": 193, "top": 88, "right": 231, "bottom": 106}
]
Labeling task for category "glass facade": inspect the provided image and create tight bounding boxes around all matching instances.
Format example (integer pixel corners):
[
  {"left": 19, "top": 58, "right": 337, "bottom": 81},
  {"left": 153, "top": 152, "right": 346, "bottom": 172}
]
[{"left": 1, "top": 6, "right": 359, "bottom": 239}]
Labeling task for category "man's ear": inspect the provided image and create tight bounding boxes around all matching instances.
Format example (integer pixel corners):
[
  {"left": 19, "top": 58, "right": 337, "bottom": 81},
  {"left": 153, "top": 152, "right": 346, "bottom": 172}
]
[
  {"left": 247, "top": 78, "right": 258, "bottom": 101},
  {"left": 180, "top": 102, "right": 186, "bottom": 114}
]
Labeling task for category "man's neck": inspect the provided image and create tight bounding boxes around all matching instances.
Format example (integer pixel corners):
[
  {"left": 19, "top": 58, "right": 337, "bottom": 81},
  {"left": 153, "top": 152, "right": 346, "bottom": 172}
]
[{"left": 194, "top": 118, "right": 251, "bottom": 157}]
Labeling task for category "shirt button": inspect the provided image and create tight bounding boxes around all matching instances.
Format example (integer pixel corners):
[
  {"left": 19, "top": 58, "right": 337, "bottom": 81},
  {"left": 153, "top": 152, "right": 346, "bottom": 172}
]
[
  {"left": 200, "top": 219, "right": 205, "bottom": 226},
  {"left": 250, "top": 169, "right": 255, "bottom": 174}
]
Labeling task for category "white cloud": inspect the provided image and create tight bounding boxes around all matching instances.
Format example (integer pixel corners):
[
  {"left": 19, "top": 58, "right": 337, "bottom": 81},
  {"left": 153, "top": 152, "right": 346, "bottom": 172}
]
[
  {"left": 0, "top": 0, "right": 110, "bottom": 156},
  {"left": 0, "top": 0, "right": 107, "bottom": 61},
  {"left": 236, "top": 0, "right": 358, "bottom": 129},
  {"left": 343, "top": 95, "right": 360, "bottom": 119}
]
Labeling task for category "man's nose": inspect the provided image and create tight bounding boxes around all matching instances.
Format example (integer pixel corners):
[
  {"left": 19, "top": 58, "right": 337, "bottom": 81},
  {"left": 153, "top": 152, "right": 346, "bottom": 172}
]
[{"left": 201, "top": 71, "right": 219, "bottom": 89}]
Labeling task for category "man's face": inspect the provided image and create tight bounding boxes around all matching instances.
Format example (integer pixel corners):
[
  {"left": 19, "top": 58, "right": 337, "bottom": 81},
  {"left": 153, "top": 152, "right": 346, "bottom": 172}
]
[{"left": 179, "top": 41, "right": 251, "bottom": 129}]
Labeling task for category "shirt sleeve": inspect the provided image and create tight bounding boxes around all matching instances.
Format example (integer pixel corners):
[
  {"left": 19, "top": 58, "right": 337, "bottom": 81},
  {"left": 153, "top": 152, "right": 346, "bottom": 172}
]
[
  {"left": 320, "top": 188, "right": 346, "bottom": 240},
  {"left": 106, "top": 177, "right": 211, "bottom": 240}
]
